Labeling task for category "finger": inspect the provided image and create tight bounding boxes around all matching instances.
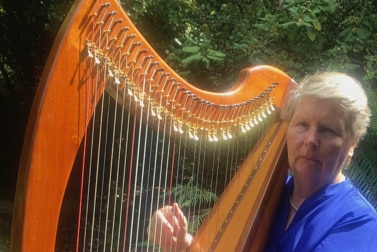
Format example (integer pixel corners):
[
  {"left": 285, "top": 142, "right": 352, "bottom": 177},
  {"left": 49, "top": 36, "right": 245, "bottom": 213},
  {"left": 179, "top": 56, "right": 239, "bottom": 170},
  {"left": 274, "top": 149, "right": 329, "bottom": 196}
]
[
  {"left": 171, "top": 203, "right": 192, "bottom": 251},
  {"left": 163, "top": 206, "right": 176, "bottom": 225},
  {"left": 148, "top": 209, "right": 174, "bottom": 243},
  {"left": 172, "top": 203, "right": 189, "bottom": 246},
  {"left": 158, "top": 210, "right": 174, "bottom": 233},
  {"left": 158, "top": 210, "right": 177, "bottom": 250},
  {"left": 173, "top": 203, "right": 187, "bottom": 230},
  {"left": 167, "top": 205, "right": 179, "bottom": 234}
]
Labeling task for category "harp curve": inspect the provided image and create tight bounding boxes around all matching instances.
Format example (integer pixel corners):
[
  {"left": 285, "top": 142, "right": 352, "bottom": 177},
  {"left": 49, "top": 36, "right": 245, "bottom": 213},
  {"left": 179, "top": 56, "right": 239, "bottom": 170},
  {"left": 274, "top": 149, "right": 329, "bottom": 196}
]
[{"left": 11, "top": 0, "right": 296, "bottom": 251}]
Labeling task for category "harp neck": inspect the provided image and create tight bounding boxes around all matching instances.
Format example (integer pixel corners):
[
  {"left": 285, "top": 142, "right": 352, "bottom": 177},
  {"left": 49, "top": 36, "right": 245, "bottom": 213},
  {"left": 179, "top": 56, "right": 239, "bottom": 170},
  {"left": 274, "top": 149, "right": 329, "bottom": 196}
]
[{"left": 80, "top": 0, "right": 294, "bottom": 140}]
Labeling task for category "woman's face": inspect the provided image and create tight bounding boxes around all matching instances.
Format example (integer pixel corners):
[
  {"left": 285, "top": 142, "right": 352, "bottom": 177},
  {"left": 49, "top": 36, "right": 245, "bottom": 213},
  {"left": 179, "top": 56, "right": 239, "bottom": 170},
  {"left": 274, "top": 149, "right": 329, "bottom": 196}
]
[{"left": 287, "top": 96, "right": 357, "bottom": 189}]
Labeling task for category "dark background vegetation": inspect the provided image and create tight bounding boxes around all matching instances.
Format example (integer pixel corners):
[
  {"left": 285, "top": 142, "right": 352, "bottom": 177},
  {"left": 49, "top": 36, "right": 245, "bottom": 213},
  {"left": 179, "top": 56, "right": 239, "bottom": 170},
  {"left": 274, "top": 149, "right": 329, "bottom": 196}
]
[{"left": 1, "top": 0, "right": 377, "bottom": 250}]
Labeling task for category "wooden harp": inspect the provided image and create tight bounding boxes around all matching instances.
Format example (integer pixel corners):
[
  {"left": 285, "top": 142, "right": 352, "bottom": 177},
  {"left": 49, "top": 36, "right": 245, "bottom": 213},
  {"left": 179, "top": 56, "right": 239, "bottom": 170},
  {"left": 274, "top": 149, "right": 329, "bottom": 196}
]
[{"left": 11, "top": 0, "right": 296, "bottom": 251}]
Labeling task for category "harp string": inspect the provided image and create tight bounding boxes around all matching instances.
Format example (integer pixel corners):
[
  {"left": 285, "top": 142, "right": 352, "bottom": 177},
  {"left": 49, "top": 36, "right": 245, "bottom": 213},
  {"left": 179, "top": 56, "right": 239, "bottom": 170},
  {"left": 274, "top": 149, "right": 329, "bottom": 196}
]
[
  {"left": 135, "top": 89, "right": 153, "bottom": 247},
  {"left": 112, "top": 85, "right": 128, "bottom": 250},
  {"left": 86, "top": 3, "right": 105, "bottom": 249},
  {"left": 79, "top": 16, "right": 104, "bottom": 250},
  {"left": 119, "top": 92, "right": 133, "bottom": 250},
  {"left": 65, "top": 88, "right": 271, "bottom": 251},
  {"left": 103, "top": 29, "right": 120, "bottom": 248},
  {"left": 77, "top": 42, "right": 94, "bottom": 252},
  {"left": 107, "top": 84, "right": 121, "bottom": 251}
]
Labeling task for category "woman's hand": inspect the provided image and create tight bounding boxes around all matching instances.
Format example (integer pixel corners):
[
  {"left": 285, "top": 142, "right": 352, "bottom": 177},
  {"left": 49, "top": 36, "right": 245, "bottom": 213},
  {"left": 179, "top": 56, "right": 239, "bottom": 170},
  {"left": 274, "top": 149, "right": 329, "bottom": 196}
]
[{"left": 147, "top": 203, "right": 193, "bottom": 252}]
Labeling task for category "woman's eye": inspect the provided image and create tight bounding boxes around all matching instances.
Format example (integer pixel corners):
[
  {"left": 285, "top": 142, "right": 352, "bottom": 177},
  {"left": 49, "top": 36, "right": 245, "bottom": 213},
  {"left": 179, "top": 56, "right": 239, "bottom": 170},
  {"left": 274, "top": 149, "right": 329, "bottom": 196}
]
[
  {"left": 293, "top": 122, "right": 308, "bottom": 132},
  {"left": 297, "top": 122, "right": 307, "bottom": 127},
  {"left": 322, "top": 127, "right": 338, "bottom": 136}
]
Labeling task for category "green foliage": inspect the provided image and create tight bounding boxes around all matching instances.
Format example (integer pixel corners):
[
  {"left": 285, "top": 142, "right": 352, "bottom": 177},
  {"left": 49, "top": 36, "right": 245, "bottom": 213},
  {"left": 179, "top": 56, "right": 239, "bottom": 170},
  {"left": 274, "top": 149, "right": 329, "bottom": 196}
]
[
  {"left": 347, "top": 142, "right": 377, "bottom": 207},
  {"left": 124, "top": 0, "right": 377, "bottom": 90},
  {"left": 0, "top": 0, "right": 73, "bottom": 92},
  {"left": 368, "top": 91, "right": 377, "bottom": 134},
  {"left": 280, "top": 0, "right": 336, "bottom": 40},
  {"left": 122, "top": 0, "right": 273, "bottom": 89},
  {"left": 170, "top": 182, "right": 218, "bottom": 209},
  {"left": 167, "top": 178, "right": 218, "bottom": 233},
  {"left": 168, "top": 35, "right": 226, "bottom": 81},
  {"left": 187, "top": 208, "right": 211, "bottom": 233}
]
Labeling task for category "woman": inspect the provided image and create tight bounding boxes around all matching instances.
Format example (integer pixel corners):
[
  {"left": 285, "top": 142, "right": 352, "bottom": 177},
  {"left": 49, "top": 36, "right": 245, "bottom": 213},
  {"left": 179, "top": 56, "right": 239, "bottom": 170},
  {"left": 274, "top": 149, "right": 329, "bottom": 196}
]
[{"left": 147, "top": 72, "right": 377, "bottom": 251}]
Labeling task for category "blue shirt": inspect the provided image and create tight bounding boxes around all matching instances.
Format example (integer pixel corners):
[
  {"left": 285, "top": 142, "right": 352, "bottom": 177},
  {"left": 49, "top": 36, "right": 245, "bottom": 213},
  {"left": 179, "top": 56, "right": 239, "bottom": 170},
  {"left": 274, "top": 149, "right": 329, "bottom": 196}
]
[{"left": 266, "top": 177, "right": 377, "bottom": 252}]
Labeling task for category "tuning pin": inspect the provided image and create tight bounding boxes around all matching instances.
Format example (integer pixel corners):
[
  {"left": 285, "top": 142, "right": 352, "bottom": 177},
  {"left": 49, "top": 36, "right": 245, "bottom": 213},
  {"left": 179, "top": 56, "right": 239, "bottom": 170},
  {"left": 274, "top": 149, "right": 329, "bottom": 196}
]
[
  {"left": 227, "top": 132, "right": 232, "bottom": 139},
  {"left": 95, "top": 56, "right": 100, "bottom": 64},
  {"left": 115, "top": 76, "right": 120, "bottom": 85},
  {"left": 173, "top": 124, "right": 179, "bottom": 132},
  {"left": 222, "top": 132, "right": 228, "bottom": 140},
  {"left": 241, "top": 125, "right": 246, "bottom": 133},
  {"left": 178, "top": 125, "right": 184, "bottom": 134},
  {"left": 88, "top": 48, "right": 94, "bottom": 58},
  {"left": 139, "top": 99, "right": 145, "bottom": 107},
  {"left": 270, "top": 102, "right": 275, "bottom": 111},
  {"left": 108, "top": 69, "right": 114, "bottom": 77},
  {"left": 194, "top": 133, "right": 199, "bottom": 141},
  {"left": 189, "top": 131, "right": 194, "bottom": 139},
  {"left": 208, "top": 135, "right": 214, "bottom": 142},
  {"left": 151, "top": 108, "right": 156, "bottom": 117},
  {"left": 128, "top": 88, "right": 133, "bottom": 96}
]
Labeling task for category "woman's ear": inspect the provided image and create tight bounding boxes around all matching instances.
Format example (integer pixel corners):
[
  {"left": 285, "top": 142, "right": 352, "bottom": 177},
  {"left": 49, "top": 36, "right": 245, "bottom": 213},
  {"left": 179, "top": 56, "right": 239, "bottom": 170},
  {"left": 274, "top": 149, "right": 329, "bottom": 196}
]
[
  {"left": 348, "top": 137, "right": 359, "bottom": 158},
  {"left": 348, "top": 146, "right": 355, "bottom": 158}
]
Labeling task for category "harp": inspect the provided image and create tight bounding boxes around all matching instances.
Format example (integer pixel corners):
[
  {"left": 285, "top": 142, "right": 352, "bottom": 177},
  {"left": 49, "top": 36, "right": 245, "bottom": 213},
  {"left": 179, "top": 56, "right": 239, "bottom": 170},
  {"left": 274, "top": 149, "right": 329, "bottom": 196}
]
[{"left": 11, "top": 0, "right": 296, "bottom": 251}]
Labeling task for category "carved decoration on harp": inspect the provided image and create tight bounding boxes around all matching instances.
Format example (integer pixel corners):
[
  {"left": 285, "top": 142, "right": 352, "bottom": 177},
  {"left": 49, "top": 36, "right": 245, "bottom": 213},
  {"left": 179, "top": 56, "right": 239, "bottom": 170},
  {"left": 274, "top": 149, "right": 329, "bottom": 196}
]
[{"left": 11, "top": 0, "right": 296, "bottom": 251}]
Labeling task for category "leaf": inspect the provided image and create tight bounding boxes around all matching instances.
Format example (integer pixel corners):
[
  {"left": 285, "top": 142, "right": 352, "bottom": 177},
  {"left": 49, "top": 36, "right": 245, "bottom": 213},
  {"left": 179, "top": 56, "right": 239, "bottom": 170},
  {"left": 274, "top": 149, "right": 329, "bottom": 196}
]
[
  {"left": 339, "top": 27, "right": 352, "bottom": 38},
  {"left": 356, "top": 27, "right": 371, "bottom": 40},
  {"left": 170, "top": 183, "right": 218, "bottom": 208},
  {"left": 182, "top": 46, "right": 200, "bottom": 53},
  {"left": 280, "top": 21, "right": 297, "bottom": 28},
  {"left": 343, "top": 63, "right": 360, "bottom": 70},
  {"left": 207, "top": 49, "right": 226, "bottom": 58},
  {"left": 306, "top": 27, "right": 316, "bottom": 41},
  {"left": 303, "top": 15, "right": 313, "bottom": 23},
  {"left": 202, "top": 57, "right": 210, "bottom": 69},
  {"left": 288, "top": 7, "right": 299, "bottom": 16},
  {"left": 312, "top": 19, "right": 322, "bottom": 31},
  {"left": 207, "top": 49, "right": 226, "bottom": 61},
  {"left": 181, "top": 53, "right": 201, "bottom": 66},
  {"left": 184, "top": 36, "right": 198, "bottom": 45},
  {"left": 207, "top": 55, "right": 224, "bottom": 61}
]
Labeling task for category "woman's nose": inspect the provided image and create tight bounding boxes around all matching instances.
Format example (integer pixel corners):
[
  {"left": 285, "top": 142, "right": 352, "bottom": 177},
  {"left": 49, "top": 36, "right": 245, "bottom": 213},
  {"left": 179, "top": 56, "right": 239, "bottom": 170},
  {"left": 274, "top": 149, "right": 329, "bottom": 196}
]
[{"left": 304, "top": 129, "right": 319, "bottom": 148}]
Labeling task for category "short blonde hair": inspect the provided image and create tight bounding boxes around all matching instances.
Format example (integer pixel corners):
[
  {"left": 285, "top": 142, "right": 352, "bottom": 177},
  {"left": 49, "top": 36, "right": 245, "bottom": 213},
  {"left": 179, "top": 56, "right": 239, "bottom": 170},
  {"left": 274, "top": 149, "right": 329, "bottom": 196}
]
[{"left": 282, "top": 72, "right": 371, "bottom": 139}]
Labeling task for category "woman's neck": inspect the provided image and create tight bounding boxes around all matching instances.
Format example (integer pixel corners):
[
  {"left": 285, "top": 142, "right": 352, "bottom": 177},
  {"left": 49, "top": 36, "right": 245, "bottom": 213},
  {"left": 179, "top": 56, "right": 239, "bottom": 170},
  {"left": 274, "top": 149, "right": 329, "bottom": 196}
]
[
  {"left": 285, "top": 173, "right": 346, "bottom": 231},
  {"left": 292, "top": 173, "right": 345, "bottom": 206}
]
